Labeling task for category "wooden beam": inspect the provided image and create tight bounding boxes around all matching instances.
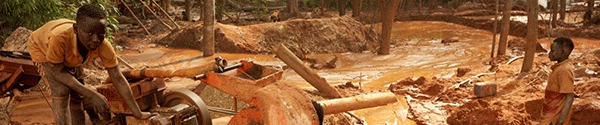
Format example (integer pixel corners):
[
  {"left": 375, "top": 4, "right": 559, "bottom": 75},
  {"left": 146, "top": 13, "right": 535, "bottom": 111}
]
[
  {"left": 273, "top": 44, "right": 342, "bottom": 98},
  {"left": 136, "top": 0, "right": 174, "bottom": 30},
  {"left": 318, "top": 92, "right": 397, "bottom": 114},
  {"left": 151, "top": 0, "right": 180, "bottom": 29},
  {"left": 119, "top": 0, "right": 151, "bottom": 35}
]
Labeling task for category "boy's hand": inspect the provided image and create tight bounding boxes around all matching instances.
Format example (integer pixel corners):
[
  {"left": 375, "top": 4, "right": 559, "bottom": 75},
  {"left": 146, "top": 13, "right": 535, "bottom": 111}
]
[
  {"left": 133, "top": 112, "right": 156, "bottom": 119},
  {"left": 87, "top": 93, "right": 110, "bottom": 114}
]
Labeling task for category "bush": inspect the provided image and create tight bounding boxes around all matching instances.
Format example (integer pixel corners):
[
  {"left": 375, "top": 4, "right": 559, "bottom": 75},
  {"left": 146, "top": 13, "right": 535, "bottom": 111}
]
[
  {"left": 0, "top": 0, "right": 120, "bottom": 43},
  {"left": 0, "top": 0, "right": 68, "bottom": 30}
]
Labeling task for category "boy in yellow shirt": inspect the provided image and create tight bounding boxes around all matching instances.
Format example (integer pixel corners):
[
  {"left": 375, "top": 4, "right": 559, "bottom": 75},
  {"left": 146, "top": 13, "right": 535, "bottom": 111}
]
[
  {"left": 540, "top": 37, "right": 575, "bottom": 125},
  {"left": 28, "top": 4, "right": 152, "bottom": 124}
]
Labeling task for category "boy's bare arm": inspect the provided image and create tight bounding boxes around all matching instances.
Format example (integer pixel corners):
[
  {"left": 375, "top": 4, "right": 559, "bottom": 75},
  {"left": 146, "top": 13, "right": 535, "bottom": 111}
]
[
  {"left": 557, "top": 93, "right": 574, "bottom": 125},
  {"left": 42, "top": 62, "right": 109, "bottom": 113},
  {"left": 106, "top": 66, "right": 154, "bottom": 119}
]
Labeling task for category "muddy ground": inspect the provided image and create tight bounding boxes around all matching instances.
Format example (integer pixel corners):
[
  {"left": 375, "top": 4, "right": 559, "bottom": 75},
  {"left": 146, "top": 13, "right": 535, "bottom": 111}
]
[{"left": 4, "top": 1, "right": 600, "bottom": 125}]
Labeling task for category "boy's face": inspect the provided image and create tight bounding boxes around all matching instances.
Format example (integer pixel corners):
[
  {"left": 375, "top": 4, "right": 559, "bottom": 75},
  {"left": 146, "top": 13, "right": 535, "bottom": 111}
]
[
  {"left": 74, "top": 18, "right": 107, "bottom": 51},
  {"left": 548, "top": 42, "right": 567, "bottom": 61}
]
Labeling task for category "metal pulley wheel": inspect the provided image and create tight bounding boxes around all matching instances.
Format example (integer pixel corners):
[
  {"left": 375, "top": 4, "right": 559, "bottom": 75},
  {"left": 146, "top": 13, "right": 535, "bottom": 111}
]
[{"left": 163, "top": 89, "right": 212, "bottom": 125}]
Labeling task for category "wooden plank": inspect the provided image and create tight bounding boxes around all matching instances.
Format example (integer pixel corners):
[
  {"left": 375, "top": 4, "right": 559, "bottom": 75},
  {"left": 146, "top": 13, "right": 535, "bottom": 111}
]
[
  {"left": 318, "top": 92, "right": 397, "bottom": 114},
  {"left": 272, "top": 43, "right": 342, "bottom": 98},
  {"left": 1, "top": 66, "right": 24, "bottom": 95}
]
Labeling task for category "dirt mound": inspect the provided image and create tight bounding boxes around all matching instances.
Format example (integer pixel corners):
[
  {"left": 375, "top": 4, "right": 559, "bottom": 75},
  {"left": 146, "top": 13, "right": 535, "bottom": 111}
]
[
  {"left": 447, "top": 99, "right": 528, "bottom": 125},
  {"left": 1, "top": 27, "right": 31, "bottom": 52},
  {"left": 571, "top": 100, "right": 600, "bottom": 124},
  {"left": 507, "top": 38, "right": 548, "bottom": 53},
  {"left": 389, "top": 77, "right": 450, "bottom": 98},
  {"left": 575, "top": 49, "right": 600, "bottom": 65},
  {"left": 334, "top": 82, "right": 364, "bottom": 97},
  {"left": 575, "top": 80, "right": 600, "bottom": 98},
  {"left": 155, "top": 26, "right": 204, "bottom": 50},
  {"left": 456, "top": 67, "right": 472, "bottom": 77},
  {"left": 156, "top": 16, "right": 380, "bottom": 54},
  {"left": 524, "top": 99, "right": 543, "bottom": 121}
]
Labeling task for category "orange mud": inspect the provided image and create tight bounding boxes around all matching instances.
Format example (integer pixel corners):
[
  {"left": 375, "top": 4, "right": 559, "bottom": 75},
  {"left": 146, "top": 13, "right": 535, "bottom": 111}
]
[{"left": 7, "top": 6, "right": 600, "bottom": 124}]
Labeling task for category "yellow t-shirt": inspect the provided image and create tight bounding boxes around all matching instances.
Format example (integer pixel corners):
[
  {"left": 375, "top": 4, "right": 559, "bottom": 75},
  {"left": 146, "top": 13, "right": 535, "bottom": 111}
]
[
  {"left": 540, "top": 59, "right": 574, "bottom": 125},
  {"left": 28, "top": 19, "right": 118, "bottom": 68}
]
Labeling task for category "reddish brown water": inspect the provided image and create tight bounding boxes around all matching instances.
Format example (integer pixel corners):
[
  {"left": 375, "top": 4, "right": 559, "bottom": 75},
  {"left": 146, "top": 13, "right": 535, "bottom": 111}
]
[
  {"left": 118, "top": 21, "right": 496, "bottom": 124},
  {"left": 116, "top": 21, "right": 496, "bottom": 125}
]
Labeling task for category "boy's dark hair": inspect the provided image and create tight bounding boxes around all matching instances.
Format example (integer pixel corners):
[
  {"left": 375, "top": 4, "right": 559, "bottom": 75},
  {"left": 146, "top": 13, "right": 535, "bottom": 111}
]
[
  {"left": 76, "top": 4, "right": 106, "bottom": 22},
  {"left": 553, "top": 36, "right": 574, "bottom": 52}
]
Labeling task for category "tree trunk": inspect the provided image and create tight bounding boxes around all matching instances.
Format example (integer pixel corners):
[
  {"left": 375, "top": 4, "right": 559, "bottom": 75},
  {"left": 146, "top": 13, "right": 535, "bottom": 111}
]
[
  {"left": 185, "top": 0, "right": 192, "bottom": 21},
  {"left": 551, "top": 0, "right": 558, "bottom": 26},
  {"left": 203, "top": 0, "right": 215, "bottom": 56},
  {"left": 492, "top": 0, "right": 499, "bottom": 60},
  {"left": 216, "top": 0, "right": 224, "bottom": 22},
  {"left": 497, "top": 0, "right": 512, "bottom": 56},
  {"left": 559, "top": 0, "right": 566, "bottom": 21},
  {"left": 585, "top": 0, "right": 594, "bottom": 25},
  {"left": 378, "top": 0, "right": 401, "bottom": 55},
  {"left": 338, "top": 0, "right": 346, "bottom": 16},
  {"left": 162, "top": 0, "right": 171, "bottom": 12},
  {"left": 430, "top": 0, "right": 437, "bottom": 9},
  {"left": 522, "top": 0, "right": 538, "bottom": 73},
  {"left": 352, "top": 0, "right": 362, "bottom": 17},
  {"left": 288, "top": 0, "right": 299, "bottom": 16}
]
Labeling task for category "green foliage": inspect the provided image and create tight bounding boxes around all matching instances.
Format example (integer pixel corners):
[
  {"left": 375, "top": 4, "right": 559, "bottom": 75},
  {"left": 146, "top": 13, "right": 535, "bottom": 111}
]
[
  {"left": 0, "top": 31, "right": 9, "bottom": 47},
  {"left": 0, "top": 0, "right": 68, "bottom": 30},
  {"left": 66, "top": 0, "right": 120, "bottom": 43},
  {"left": 300, "top": 0, "right": 320, "bottom": 8},
  {"left": 0, "top": 0, "right": 120, "bottom": 44},
  {"left": 251, "top": 0, "right": 269, "bottom": 20}
]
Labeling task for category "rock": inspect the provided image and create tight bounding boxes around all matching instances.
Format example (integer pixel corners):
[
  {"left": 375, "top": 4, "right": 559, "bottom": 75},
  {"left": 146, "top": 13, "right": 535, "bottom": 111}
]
[
  {"left": 456, "top": 67, "right": 471, "bottom": 77},
  {"left": 397, "top": 77, "right": 426, "bottom": 86},
  {"left": 310, "top": 63, "right": 324, "bottom": 70},
  {"left": 1, "top": 27, "right": 31, "bottom": 52},
  {"left": 574, "top": 68, "right": 598, "bottom": 78},
  {"left": 310, "top": 56, "right": 338, "bottom": 70},
  {"left": 473, "top": 82, "right": 497, "bottom": 98},
  {"left": 441, "top": 37, "right": 459, "bottom": 45},
  {"left": 571, "top": 100, "right": 600, "bottom": 124},
  {"left": 325, "top": 56, "right": 338, "bottom": 68}
]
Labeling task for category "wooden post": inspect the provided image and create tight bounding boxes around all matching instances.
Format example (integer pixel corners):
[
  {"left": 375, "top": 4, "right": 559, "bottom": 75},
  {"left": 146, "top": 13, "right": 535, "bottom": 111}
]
[
  {"left": 162, "top": 0, "right": 171, "bottom": 12},
  {"left": 185, "top": 0, "right": 193, "bottom": 21},
  {"left": 585, "top": 0, "right": 594, "bottom": 25},
  {"left": 317, "top": 92, "right": 397, "bottom": 114},
  {"left": 521, "top": 0, "right": 538, "bottom": 73},
  {"left": 551, "top": 0, "right": 558, "bottom": 26},
  {"left": 203, "top": 0, "right": 215, "bottom": 56},
  {"left": 559, "top": 0, "right": 566, "bottom": 21},
  {"left": 378, "top": 0, "right": 401, "bottom": 55},
  {"left": 273, "top": 44, "right": 342, "bottom": 98},
  {"left": 152, "top": 0, "right": 180, "bottom": 29},
  {"left": 136, "top": 0, "right": 173, "bottom": 30},
  {"left": 288, "top": 0, "right": 299, "bottom": 16},
  {"left": 491, "top": 0, "right": 499, "bottom": 61},
  {"left": 497, "top": 0, "right": 512, "bottom": 56},
  {"left": 352, "top": 0, "right": 362, "bottom": 17},
  {"left": 338, "top": 0, "right": 346, "bottom": 16},
  {"left": 119, "top": 0, "right": 151, "bottom": 35}
]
